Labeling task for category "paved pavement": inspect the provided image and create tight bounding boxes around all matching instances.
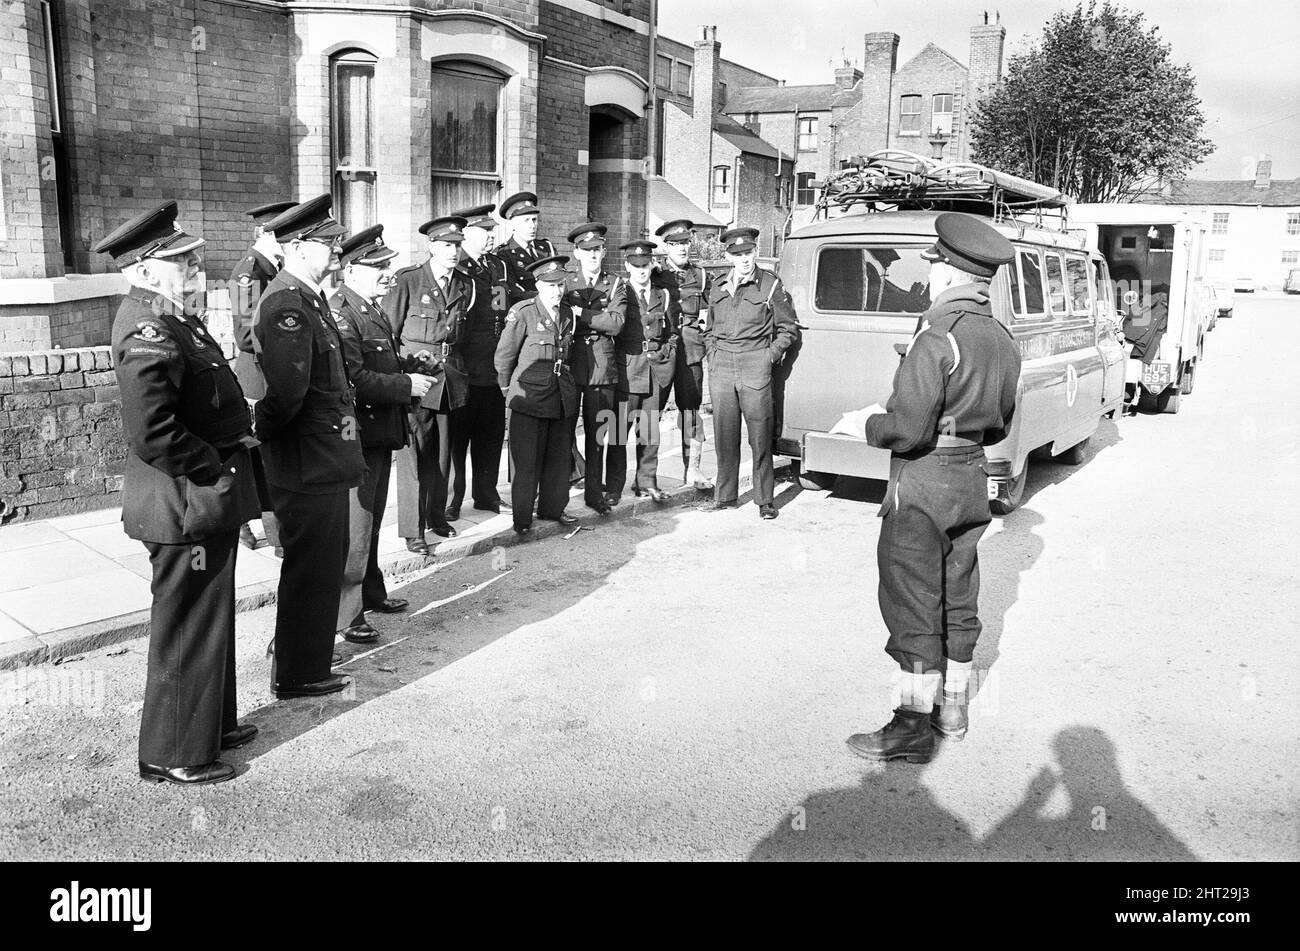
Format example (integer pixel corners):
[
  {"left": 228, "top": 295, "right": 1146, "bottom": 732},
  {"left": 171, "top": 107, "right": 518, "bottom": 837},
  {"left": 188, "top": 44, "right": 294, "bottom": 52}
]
[
  {"left": 2, "top": 296, "right": 1296, "bottom": 861},
  {"left": 0, "top": 410, "right": 741, "bottom": 668}
]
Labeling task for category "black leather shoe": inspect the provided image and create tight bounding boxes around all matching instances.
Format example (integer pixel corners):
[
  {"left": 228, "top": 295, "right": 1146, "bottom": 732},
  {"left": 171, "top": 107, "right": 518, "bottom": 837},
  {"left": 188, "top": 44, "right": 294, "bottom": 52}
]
[
  {"left": 220, "top": 724, "right": 258, "bottom": 750},
  {"left": 238, "top": 524, "right": 258, "bottom": 550},
  {"left": 571, "top": 476, "right": 585, "bottom": 488},
  {"left": 140, "top": 760, "right": 236, "bottom": 785},
  {"left": 514, "top": 524, "right": 532, "bottom": 537},
  {"left": 340, "top": 623, "right": 379, "bottom": 644},
  {"left": 846, "top": 709, "right": 935, "bottom": 763},
  {"left": 604, "top": 492, "right": 621, "bottom": 507},
  {"left": 473, "top": 501, "right": 501, "bottom": 514},
  {"left": 707, "top": 500, "right": 738, "bottom": 511},
  {"left": 540, "top": 512, "right": 578, "bottom": 525},
  {"left": 332, "top": 652, "right": 343, "bottom": 665},
  {"left": 365, "top": 597, "right": 408, "bottom": 614},
  {"left": 274, "top": 674, "right": 349, "bottom": 699},
  {"left": 635, "top": 486, "right": 669, "bottom": 502},
  {"left": 759, "top": 504, "right": 778, "bottom": 520},
  {"left": 405, "top": 538, "right": 429, "bottom": 555},
  {"left": 430, "top": 524, "right": 458, "bottom": 538},
  {"left": 588, "top": 500, "right": 612, "bottom": 516},
  {"left": 445, "top": 505, "right": 461, "bottom": 522},
  {"left": 931, "top": 691, "right": 968, "bottom": 740}
]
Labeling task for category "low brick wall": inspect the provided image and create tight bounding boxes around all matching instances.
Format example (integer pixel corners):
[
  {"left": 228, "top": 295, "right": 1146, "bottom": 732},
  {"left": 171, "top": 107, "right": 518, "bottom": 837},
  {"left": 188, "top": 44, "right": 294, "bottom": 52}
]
[{"left": 0, "top": 348, "right": 127, "bottom": 523}]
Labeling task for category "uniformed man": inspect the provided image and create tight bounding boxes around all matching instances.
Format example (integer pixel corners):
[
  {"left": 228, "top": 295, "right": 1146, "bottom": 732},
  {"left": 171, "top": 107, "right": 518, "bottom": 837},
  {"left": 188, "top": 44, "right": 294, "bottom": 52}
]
[
  {"left": 383, "top": 216, "right": 477, "bottom": 552},
  {"left": 255, "top": 195, "right": 365, "bottom": 699},
  {"left": 608, "top": 240, "right": 677, "bottom": 502},
  {"left": 446, "top": 203, "right": 509, "bottom": 520},
  {"left": 494, "top": 191, "right": 557, "bottom": 306},
  {"left": 331, "top": 225, "right": 435, "bottom": 644},
  {"left": 494, "top": 256, "right": 580, "bottom": 535},
  {"left": 653, "top": 219, "right": 715, "bottom": 490},
  {"left": 842, "top": 212, "right": 1021, "bottom": 763},
  {"left": 95, "top": 200, "right": 260, "bottom": 785},
  {"left": 231, "top": 199, "right": 295, "bottom": 554},
  {"left": 703, "top": 226, "right": 799, "bottom": 518},
  {"left": 563, "top": 222, "right": 625, "bottom": 514}
]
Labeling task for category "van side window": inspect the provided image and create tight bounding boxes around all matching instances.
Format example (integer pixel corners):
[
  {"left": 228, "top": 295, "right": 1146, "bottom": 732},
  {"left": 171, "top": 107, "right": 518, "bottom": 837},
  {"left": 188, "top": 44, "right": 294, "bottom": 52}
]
[
  {"left": 1064, "top": 253, "right": 1094, "bottom": 315},
  {"left": 813, "top": 246, "right": 931, "bottom": 314},
  {"left": 1044, "top": 252, "right": 1069, "bottom": 315},
  {"left": 1013, "top": 248, "right": 1046, "bottom": 318}
]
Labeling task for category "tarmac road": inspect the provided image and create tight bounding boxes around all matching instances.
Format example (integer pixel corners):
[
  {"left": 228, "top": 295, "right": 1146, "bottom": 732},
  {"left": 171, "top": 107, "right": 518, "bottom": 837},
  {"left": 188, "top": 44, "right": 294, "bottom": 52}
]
[{"left": 2, "top": 294, "right": 1297, "bottom": 861}]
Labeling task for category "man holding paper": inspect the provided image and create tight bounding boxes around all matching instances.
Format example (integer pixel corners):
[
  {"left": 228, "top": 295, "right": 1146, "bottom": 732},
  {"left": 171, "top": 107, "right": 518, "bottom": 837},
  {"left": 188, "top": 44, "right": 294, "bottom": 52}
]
[{"left": 838, "top": 213, "right": 1021, "bottom": 764}]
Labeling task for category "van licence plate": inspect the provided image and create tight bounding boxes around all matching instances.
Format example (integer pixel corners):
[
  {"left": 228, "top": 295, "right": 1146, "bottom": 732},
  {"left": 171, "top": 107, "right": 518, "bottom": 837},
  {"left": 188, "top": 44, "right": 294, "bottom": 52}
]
[{"left": 1141, "top": 361, "right": 1171, "bottom": 390}]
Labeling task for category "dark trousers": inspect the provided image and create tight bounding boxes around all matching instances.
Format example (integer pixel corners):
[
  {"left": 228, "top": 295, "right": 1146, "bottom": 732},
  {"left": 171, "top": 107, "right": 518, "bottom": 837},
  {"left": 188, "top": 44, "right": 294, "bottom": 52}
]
[
  {"left": 709, "top": 348, "right": 774, "bottom": 505},
  {"left": 509, "top": 411, "right": 572, "bottom": 527},
  {"left": 877, "top": 448, "right": 991, "bottom": 673},
  {"left": 268, "top": 484, "right": 350, "bottom": 687},
  {"left": 246, "top": 404, "right": 280, "bottom": 547},
  {"left": 576, "top": 384, "right": 617, "bottom": 505},
  {"left": 337, "top": 448, "right": 392, "bottom": 630},
  {"left": 397, "top": 405, "right": 451, "bottom": 538},
  {"left": 667, "top": 358, "right": 706, "bottom": 454},
  {"left": 448, "top": 384, "right": 505, "bottom": 510},
  {"left": 140, "top": 531, "right": 239, "bottom": 767},
  {"left": 608, "top": 379, "right": 664, "bottom": 495}
]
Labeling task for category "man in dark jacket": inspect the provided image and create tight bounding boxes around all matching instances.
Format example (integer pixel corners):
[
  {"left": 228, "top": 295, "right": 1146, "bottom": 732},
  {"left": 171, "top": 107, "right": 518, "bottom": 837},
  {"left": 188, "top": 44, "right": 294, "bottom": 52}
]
[
  {"left": 843, "top": 212, "right": 1021, "bottom": 763},
  {"left": 255, "top": 195, "right": 365, "bottom": 700},
  {"left": 96, "top": 200, "right": 260, "bottom": 785},
  {"left": 331, "top": 225, "right": 436, "bottom": 643}
]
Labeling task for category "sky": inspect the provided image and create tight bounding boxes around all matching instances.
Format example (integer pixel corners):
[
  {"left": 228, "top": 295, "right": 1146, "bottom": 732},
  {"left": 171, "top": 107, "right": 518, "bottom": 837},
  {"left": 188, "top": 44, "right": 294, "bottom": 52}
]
[{"left": 656, "top": 0, "right": 1300, "bottom": 181}]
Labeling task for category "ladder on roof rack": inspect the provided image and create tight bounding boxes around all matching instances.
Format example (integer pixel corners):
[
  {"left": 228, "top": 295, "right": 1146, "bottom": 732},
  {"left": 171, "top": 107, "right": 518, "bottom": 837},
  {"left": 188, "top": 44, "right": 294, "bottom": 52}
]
[{"left": 809, "top": 149, "right": 1071, "bottom": 228}]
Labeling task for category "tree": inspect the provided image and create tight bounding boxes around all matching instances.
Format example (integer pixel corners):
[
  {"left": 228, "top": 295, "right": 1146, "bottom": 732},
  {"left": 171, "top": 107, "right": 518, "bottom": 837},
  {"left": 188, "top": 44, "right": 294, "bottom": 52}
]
[{"left": 969, "top": 2, "right": 1214, "bottom": 203}]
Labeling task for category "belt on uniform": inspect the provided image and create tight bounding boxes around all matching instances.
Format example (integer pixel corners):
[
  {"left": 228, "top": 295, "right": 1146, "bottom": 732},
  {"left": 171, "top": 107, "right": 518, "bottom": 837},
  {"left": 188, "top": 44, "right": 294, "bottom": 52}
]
[
  {"left": 934, "top": 433, "right": 980, "bottom": 448},
  {"left": 641, "top": 341, "right": 662, "bottom": 353}
]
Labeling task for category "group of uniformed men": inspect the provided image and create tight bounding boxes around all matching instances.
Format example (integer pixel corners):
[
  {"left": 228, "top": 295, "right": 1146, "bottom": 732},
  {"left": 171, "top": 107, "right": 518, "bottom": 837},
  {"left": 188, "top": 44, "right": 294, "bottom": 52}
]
[{"left": 99, "top": 190, "right": 799, "bottom": 784}]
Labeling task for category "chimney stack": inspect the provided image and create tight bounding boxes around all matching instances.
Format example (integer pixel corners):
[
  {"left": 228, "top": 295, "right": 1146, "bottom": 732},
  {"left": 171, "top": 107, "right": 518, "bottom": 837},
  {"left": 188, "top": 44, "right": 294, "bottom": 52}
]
[
  {"left": 968, "top": 18, "right": 1006, "bottom": 102},
  {"left": 834, "top": 60, "right": 862, "bottom": 90},
  {"left": 860, "top": 32, "right": 900, "bottom": 152},
  {"left": 694, "top": 25, "right": 723, "bottom": 121},
  {"left": 1255, "top": 155, "right": 1272, "bottom": 189}
]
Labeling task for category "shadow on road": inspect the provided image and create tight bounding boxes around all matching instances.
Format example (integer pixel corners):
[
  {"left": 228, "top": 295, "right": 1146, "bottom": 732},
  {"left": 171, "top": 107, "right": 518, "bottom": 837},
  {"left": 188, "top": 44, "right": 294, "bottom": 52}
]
[{"left": 748, "top": 725, "right": 1199, "bottom": 861}]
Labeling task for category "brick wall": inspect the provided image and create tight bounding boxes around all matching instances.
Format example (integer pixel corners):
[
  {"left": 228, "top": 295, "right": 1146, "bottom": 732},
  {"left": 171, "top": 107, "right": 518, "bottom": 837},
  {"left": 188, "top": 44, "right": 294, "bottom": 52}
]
[
  {"left": 537, "top": 59, "right": 589, "bottom": 238},
  {"left": 0, "top": 296, "right": 118, "bottom": 352},
  {"left": 538, "top": 2, "right": 648, "bottom": 70},
  {"left": 0, "top": 348, "right": 125, "bottom": 522}
]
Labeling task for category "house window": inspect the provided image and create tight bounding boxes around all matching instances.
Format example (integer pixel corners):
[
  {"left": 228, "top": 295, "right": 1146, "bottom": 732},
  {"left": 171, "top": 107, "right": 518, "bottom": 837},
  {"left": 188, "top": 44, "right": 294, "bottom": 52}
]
[
  {"left": 931, "top": 93, "right": 954, "bottom": 134},
  {"left": 1211, "top": 212, "right": 1229, "bottom": 235},
  {"left": 1287, "top": 212, "right": 1300, "bottom": 235},
  {"left": 330, "top": 50, "right": 377, "bottom": 232},
  {"left": 431, "top": 61, "right": 504, "bottom": 213},
  {"left": 40, "top": 0, "right": 73, "bottom": 266},
  {"left": 900, "top": 95, "right": 922, "bottom": 134},
  {"left": 1208, "top": 249, "right": 1225, "bottom": 262},
  {"left": 718, "top": 81, "right": 727, "bottom": 107},
  {"left": 655, "top": 54, "right": 672, "bottom": 90},
  {"left": 1283, "top": 251, "right": 1299, "bottom": 264},
  {"left": 795, "top": 171, "right": 817, "bottom": 206},
  {"left": 712, "top": 165, "right": 730, "bottom": 206},
  {"left": 674, "top": 61, "right": 692, "bottom": 95},
  {"left": 798, "top": 116, "right": 818, "bottom": 151}
]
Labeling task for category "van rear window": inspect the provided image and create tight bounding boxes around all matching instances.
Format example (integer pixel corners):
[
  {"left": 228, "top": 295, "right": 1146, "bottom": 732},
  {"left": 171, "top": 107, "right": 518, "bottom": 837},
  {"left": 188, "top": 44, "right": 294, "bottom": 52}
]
[
  {"left": 1012, "top": 248, "right": 1046, "bottom": 316},
  {"left": 814, "top": 246, "right": 932, "bottom": 313}
]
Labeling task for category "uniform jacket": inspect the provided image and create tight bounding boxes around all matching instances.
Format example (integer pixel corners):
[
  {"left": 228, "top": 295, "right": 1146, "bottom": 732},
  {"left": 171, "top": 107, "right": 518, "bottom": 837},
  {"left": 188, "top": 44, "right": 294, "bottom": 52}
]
[
  {"left": 457, "top": 250, "right": 511, "bottom": 387},
  {"left": 383, "top": 260, "right": 476, "bottom": 411},
  {"left": 704, "top": 266, "right": 799, "bottom": 363},
  {"left": 493, "top": 296, "right": 578, "bottom": 419},
  {"left": 111, "top": 288, "right": 259, "bottom": 543},
  {"left": 229, "top": 248, "right": 279, "bottom": 400},
  {"left": 253, "top": 269, "right": 366, "bottom": 494},
  {"left": 563, "top": 268, "right": 625, "bottom": 387},
  {"left": 496, "top": 237, "right": 557, "bottom": 305},
  {"left": 612, "top": 281, "right": 677, "bottom": 394},
  {"left": 331, "top": 284, "right": 413, "bottom": 452},
  {"left": 653, "top": 260, "right": 711, "bottom": 365},
  {"left": 865, "top": 282, "right": 1021, "bottom": 456}
]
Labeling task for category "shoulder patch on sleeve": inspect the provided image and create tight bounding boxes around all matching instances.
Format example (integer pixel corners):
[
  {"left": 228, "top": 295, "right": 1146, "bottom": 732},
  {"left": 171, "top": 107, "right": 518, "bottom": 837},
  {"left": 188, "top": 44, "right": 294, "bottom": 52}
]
[
  {"left": 131, "top": 320, "right": 170, "bottom": 343},
  {"left": 276, "top": 314, "right": 305, "bottom": 332}
]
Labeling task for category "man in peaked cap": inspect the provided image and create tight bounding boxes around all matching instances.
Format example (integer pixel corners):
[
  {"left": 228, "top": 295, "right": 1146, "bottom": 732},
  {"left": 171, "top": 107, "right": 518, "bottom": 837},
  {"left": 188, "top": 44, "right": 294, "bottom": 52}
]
[
  {"left": 330, "top": 225, "right": 436, "bottom": 644},
  {"left": 839, "top": 211, "right": 1020, "bottom": 763},
  {"left": 96, "top": 200, "right": 260, "bottom": 785},
  {"left": 703, "top": 225, "right": 799, "bottom": 519},
  {"left": 495, "top": 191, "right": 558, "bottom": 308},
  {"left": 231, "top": 200, "right": 295, "bottom": 555},
  {"left": 653, "top": 219, "right": 715, "bottom": 490},
  {"left": 608, "top": 239, "right": 677, "bottom": 503},
  {"left": 563, "top": 222, "right": 625, "bottom": 514},
  {"left": 383, "top": 215, "right": 477, "bottom": 553},
  {"left": 255, "top": 194, "right": 365, "bottom": 700},
  {"left": 494, "top": 255, "right": 580, "bottom": 534},
  {"left": 446, "top": 203, "right": 510, "bottom": 520}
]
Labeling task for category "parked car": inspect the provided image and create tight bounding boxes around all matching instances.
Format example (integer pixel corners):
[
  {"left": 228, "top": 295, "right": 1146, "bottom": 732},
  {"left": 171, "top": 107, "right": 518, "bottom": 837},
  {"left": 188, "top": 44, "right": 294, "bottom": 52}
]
[
  {"left": 1284, "top": 268, "right": 1300, "bottom": 294},
  {"left": 1233, "top": 276, "right": 1256, "bottom": 293}
]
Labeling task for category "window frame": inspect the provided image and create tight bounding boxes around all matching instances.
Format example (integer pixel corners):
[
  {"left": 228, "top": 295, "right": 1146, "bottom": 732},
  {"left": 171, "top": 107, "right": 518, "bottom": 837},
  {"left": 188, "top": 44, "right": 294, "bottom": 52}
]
[
  {"left": 1211, "top": 212, "right": 1229, "bottom": 235},
  {"left": 674, "top": 60, "right": 692, "bottom": 96},
  {"left": 931, "top": 92, "right": 954, "bottom": 134},
  {"left": 809, "top": 242, "right": 935, "bottom": 317},
  {"left": 329, "top": 48, "right": 378, "bottom": 232},
  {"left": 1282, "top": 250, "right": 1299, "bottom": 264},
  {"left": 797, "top": 115, "right": 818, "bottom": 151},
  {"left": 39, "top": 0, "right": 73, "bottom": 267},
  {"left": 1063, "top": 251, "right": 1095, "bottom": 317},
  {"left": 795, "top": 171, "right": 817, "bottom": 206},
  {"left": 899, "top": 94, "right": 922, "bottom": 135},
  {"left": 655, "top": 53, "right": 672, "bottom": 90},
  {"left": 1043, "top": 250, "right": 1071, "bottom": 317},
  {"left": 1208, "top": 248, "right": 1225, "bottom": 262},
  {"left": 1010, "top": 246, "right": 1050, "bottom": 322},
  {"left": 711, "top": 165, "right": 731, "bottom": 207},
  {"left": 1287, "top": 212, "right": 1300, "bottom": 236}
]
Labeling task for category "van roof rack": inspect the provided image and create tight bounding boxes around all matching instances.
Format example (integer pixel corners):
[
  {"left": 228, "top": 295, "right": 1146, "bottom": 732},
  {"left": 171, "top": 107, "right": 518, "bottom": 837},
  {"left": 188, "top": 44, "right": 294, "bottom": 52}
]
[{"left": 811, "top": 150, "right": 1070, "bottom": 226}]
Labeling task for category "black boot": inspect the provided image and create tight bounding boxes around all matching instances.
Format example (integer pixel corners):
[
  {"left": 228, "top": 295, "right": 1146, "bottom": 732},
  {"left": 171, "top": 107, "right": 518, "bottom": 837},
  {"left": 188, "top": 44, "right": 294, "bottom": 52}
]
[
  {"left": 846, "top": 709, "right": 935, "bottom": 763},
  {"left": 931, "top": 690, "right": 968, "bottom": 740}
]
